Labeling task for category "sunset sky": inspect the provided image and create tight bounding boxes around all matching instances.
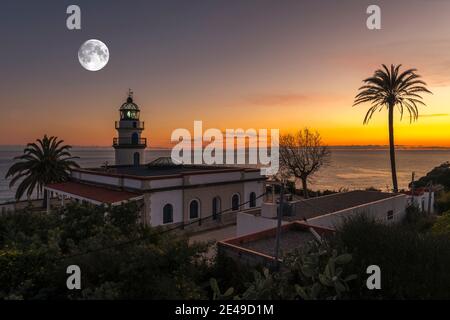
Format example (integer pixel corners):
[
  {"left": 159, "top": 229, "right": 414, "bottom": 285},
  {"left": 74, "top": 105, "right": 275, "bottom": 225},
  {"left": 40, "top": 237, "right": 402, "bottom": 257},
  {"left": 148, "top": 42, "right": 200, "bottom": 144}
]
[{"left": 1, "top": 0, "right": 450, "bottom": 147}]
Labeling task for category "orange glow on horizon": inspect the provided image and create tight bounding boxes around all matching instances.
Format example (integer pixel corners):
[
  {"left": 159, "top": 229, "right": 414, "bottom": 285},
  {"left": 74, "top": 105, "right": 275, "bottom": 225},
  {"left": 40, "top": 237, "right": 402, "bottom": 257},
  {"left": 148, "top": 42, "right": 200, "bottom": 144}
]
[{"left": 1, "top": 62, "right": 449, "bottom": 148}]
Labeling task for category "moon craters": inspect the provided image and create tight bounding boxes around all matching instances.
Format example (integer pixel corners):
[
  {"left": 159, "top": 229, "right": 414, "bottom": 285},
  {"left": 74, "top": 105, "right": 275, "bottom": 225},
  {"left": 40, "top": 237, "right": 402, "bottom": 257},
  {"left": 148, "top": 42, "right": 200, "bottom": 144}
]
[{"left": 78, "top": 39, "right": 109, "bottom": 71}]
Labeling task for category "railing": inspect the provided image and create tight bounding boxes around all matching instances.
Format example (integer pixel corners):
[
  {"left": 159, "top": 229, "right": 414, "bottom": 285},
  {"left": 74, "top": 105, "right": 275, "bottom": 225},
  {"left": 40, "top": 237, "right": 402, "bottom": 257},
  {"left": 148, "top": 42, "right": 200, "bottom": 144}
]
[
  {"left": 115, "top": 121, "right": 145, "bottom": 130},
  {"left": 113, "top": 137, "right": 147, "bottom": 147}
]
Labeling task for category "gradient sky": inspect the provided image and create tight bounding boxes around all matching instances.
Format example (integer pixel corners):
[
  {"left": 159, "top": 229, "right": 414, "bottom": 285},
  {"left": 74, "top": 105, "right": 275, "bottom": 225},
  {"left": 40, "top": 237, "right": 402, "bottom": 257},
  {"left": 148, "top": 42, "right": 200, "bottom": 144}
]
[{"left": 1, "top": 0, "right": 449, "bottom": 147}]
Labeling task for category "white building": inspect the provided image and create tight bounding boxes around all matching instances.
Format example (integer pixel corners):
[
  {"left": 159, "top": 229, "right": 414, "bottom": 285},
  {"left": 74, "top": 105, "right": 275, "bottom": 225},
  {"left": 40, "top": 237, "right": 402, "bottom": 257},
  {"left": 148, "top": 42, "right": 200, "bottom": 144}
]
[
  {"left": 236, "top": 190, "right": 409, "bottom": 236},
  {"left": 404, "top": 188, "right": 435, "bottom": 214},
  {"left": 45, "top": 92, "right": 266, "bottom": 231}
]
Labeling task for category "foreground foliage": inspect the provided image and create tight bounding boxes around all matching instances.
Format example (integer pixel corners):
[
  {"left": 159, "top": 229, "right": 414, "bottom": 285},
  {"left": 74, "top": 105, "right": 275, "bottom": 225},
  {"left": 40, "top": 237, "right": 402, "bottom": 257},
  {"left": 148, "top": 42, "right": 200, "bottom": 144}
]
[
  {"left": 210, "top": 241, "right": 356, "bottom": 300},
  {"left": 436, "top": 191, "right": 450, "bottom": 214},
  {"left": 333, "top": 215, "right": 450, "bottom": 299},
  {"left": 431, "top": 212, "right": 450, "bottom": 237},
  {"left": 0, "top": 203, "right": 209, "bottom": 299},
  {"left": 3, "top": 203, "right": 450, "bottom": 300}
]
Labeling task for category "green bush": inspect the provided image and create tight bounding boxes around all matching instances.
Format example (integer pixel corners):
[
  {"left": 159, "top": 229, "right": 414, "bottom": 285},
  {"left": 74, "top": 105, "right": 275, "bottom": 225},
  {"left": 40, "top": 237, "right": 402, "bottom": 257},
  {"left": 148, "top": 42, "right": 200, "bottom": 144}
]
[
  {"left": 403, "top": 205, "right": 435, "bottom": 233},
  {"left": 431, "top": 212, "right": 450, "bottom": 237},
  {"left": 0, "top": 202, "right": 210, "bottom": 300},
  {"left": 209, "top": 241, "right": 356, "bottom": 300},
  {"left": 333, "top": 215, "right": 450, "bottom": 299},
  {"left": 414, "top": 162, "right": 450, "bottom": 189},
  {"left": 436, "top": 191, "right": 450, "bottom": 213},
  {"left": 208, "top": 252, "right": 256, "bottom": 296}
]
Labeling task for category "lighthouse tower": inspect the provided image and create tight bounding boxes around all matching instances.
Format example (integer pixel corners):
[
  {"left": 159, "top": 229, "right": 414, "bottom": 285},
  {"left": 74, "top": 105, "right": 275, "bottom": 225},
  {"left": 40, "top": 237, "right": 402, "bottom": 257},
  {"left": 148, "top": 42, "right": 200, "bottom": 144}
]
[{"left": 113, "top": 90, "right": 147, "bottom": 166}]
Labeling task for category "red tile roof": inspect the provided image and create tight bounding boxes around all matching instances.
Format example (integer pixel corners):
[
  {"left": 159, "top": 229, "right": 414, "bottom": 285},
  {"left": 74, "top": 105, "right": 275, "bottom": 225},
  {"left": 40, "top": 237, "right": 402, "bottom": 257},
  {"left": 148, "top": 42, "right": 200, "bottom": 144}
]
[{"left": 46, "top": 181, "right": 142, "bottom": 205}]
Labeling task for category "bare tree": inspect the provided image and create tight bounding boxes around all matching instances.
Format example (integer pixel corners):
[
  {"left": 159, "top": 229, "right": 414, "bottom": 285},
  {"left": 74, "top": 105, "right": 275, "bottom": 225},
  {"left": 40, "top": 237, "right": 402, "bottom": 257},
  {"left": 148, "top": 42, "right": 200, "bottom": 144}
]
[{"left": 279, "top": 128, "right": 331, "bottom": 198}]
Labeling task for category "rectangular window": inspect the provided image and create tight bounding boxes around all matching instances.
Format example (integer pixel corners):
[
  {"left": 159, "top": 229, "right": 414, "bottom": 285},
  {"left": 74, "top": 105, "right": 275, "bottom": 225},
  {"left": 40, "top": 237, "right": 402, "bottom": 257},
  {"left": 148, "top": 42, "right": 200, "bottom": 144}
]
[{"left": 387, "top": 210, "right": 394, "bottom": 220}]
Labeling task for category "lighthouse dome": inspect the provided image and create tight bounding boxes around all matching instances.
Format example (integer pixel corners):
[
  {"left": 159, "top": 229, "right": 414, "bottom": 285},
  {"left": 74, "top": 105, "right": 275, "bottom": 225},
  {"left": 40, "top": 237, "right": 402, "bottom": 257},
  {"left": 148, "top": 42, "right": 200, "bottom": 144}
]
[
  {"left": 120, "top": 96, "right": 140, "bottom": 111},
  {"left": 119, "top": 91, "right": 140, "bottom": 120}
]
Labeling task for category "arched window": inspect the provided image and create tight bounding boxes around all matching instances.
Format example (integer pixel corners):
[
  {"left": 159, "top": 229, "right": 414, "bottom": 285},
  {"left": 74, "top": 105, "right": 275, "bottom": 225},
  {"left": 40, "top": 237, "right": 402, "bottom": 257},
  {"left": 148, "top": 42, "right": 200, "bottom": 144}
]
[
  {"left": 232, "top": 193, "right": 240, "bottom": 211},
  {"left": 212, "top": 197, "right": 221, "bottom": 220},
  {"left": 163, "top": 204, "right": 173, "bottom": 224},
  {"left": 189, "top": 199, "right": 200, "bottom": 219},
  {"left": 249, "top": 192, "right": 257, "bottom": 208}
]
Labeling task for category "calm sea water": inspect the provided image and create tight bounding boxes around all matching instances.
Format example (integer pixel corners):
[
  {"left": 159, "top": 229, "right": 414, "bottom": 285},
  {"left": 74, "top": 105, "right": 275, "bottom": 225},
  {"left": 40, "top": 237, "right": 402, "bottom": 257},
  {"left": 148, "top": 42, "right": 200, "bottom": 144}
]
[{"left": 1, "top": 146, "right": 449, "bottom": 203}]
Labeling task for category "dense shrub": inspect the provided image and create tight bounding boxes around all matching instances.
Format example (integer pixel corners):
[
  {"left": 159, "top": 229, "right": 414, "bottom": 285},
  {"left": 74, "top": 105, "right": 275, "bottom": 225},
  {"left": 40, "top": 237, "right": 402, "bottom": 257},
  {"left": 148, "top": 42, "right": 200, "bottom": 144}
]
[
  {"left": 207, "top": 252, "right": 256, "bottom": 295},
  {"left": 210, "top": 241, "right": 356, "bottom": 300},
  {"left": 0, "top": 202, "right": 210, "bottom": 300},
  {"left": 333, "top": 215, "right": 450, "bottom": 299},
  {"left": 4, "top": 202, "right": 450, "bottom": 300},
  {"left": 431, "top": 212, "right": 450, "bottom": 237},
  {"left": 436, "top": 191, "right": 450, "bottom": 213},
  {"left": 403, "top": 205, "right": 435, "bottom": 232},
  {"left": 414, "top": 162, "right": 450, "bottom": 189}
]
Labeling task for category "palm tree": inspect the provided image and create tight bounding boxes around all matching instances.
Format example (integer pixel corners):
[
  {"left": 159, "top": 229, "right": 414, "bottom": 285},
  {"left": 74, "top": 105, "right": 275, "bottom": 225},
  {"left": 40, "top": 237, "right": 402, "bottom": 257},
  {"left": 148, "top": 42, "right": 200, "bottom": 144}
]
[
  {"left": 5, "top": 135, "right": 79, "bottom": 205},
  {"left": 353, "top": 64, "right": 431, "bottom": 192}
]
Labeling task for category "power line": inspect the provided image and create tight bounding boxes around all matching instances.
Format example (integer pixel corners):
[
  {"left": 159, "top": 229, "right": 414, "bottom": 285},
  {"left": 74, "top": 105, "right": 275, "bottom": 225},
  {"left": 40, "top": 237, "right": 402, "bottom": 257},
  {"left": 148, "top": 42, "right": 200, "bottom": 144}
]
[
  {"left": 55, "top": 187, "right": 334, "bottom": 261},
  {"left": 56, "top": 191, "right": 267, "bottom": 261}
]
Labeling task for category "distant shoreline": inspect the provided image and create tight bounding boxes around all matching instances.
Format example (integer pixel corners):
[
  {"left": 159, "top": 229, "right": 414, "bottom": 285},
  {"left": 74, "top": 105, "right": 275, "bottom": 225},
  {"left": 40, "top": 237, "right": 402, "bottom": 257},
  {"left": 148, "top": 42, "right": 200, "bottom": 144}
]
[{"left": 1, "top": 145, "right": 450, "bottom": 150}]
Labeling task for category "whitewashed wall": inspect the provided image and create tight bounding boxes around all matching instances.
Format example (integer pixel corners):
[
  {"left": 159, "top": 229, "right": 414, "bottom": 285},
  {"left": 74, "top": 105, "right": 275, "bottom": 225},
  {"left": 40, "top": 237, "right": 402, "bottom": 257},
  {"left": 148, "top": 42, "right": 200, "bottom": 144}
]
[
  {"left": 78, "top": 172, "right": 121, "bottom": 186},
  {"left": 236, "top": 212, "right": 288, "bottom": 237},
  {"left": 236, "top": 195, "right": 408, "bottom": 236},
  {"left": 123, "top": 178, "right": 143, "bottom": 189},
  {"left": 306, "top": 195, "right": 407, "bottom": 229},
  {"left": 148, "top": 190, "right": 183, "bottom": 226},
  {"left": 114, "top": 148, "right": 145, "bottom": 166},
  {"left": 243, "top": 180, "right": 264, "bottom": 209},
  {"left": 407, "top": 193, "right": 434, "bottom": 213},
  {"left": 149, "top": 177, "right": 183, "bottom": 189}
]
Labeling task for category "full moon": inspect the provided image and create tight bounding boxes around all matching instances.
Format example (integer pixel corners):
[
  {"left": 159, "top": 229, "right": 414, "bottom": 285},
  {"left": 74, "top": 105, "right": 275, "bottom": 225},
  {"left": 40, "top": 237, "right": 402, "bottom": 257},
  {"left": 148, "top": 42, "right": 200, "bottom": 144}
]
[{"left": 78, "top": 39, "right": 109, "bottom": 71}]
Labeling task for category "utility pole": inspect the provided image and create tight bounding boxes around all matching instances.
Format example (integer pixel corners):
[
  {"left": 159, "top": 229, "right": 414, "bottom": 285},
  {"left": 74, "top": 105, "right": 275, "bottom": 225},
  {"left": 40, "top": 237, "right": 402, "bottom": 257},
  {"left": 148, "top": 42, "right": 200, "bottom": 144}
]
[
  {"left": 427, "top": 181, "right": 433, "bottom": 215},
  {"left": 274, "top": 182, "right": 284, "bottom": 271}
]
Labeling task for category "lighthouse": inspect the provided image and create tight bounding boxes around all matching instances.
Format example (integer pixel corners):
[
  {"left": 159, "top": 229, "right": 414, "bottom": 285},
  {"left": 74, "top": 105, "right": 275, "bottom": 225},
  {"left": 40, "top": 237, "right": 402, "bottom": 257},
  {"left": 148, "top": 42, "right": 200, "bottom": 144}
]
[{"left": 113, "top": 90, "right": 147, "bottom": 166}]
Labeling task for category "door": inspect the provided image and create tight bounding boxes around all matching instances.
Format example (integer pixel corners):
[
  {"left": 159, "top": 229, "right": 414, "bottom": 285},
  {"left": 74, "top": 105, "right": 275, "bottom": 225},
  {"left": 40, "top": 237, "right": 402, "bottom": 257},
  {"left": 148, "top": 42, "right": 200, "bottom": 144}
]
[
  {"left": 131, "top": 132, "right": 139, "bottom": 144},
  {"left": 133, "top": 152, "right": 140, "bottom": 166}
]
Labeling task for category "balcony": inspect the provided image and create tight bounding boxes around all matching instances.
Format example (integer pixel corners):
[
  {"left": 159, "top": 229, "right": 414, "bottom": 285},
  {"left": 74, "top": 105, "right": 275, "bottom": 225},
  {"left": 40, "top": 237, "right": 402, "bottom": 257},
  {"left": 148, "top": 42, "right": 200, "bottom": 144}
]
[
  {"left": 115, "top": 121, "right": 145, "bottom": 130},
  {"left": 113, "top": 137, "right": 147, "bottom": 148}
]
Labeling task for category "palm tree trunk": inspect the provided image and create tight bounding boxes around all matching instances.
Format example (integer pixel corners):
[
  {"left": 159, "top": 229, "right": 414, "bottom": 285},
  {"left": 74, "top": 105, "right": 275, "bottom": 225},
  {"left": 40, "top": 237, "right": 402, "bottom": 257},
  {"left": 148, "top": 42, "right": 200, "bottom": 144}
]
[
  {"left": 388, "top": 104, "right": 399, "bottom": 193},
  {"left": 301, "top": 177, "right": 309, "bottom": 198},
  {"left": 43, "top": 188, "right": 48, "bottom": 208}
]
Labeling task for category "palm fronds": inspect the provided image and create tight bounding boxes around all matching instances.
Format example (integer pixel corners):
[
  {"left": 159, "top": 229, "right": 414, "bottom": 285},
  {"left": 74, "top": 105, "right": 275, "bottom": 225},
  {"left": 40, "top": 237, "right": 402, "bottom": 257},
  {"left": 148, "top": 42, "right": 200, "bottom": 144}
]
[
  {"left": 5, "top": 135, "right": 80, "bottom": 201},
  {"left": 353, "top": 64, "right": 431, "bottom": 124}
]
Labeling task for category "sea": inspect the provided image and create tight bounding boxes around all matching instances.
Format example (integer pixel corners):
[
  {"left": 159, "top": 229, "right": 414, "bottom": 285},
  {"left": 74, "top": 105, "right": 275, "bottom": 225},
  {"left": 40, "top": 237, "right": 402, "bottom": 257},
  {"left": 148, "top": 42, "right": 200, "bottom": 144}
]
[{"left": 1, "top": 146, "right": 449, "bottom": 204}]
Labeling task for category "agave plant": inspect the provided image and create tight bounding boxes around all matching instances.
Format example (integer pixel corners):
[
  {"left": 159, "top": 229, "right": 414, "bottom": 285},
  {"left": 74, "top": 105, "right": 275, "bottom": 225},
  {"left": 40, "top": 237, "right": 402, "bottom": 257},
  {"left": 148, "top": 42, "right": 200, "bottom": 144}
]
[
  {"left": 353, "top": 64, "right": 431, "bottom": 192},
  {"left": 5, "top": 135, "right": 79, "bottom": 205}
]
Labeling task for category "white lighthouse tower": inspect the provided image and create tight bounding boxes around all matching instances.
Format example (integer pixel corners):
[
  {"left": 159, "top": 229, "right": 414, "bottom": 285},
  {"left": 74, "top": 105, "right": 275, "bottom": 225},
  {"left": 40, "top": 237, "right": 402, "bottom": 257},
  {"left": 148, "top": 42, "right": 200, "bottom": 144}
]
[{"left": 113, "top": 90, "right": 147, "bottom": 166}]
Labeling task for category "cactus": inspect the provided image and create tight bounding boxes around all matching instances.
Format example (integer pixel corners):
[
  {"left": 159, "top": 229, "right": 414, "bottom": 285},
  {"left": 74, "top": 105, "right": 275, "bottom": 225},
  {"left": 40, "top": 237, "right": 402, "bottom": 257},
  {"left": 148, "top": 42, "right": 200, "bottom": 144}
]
[
  {"left": 285, "top": 241, "right": 357, "bottom": 300},
  {"left": 240, "top": 268, "right": 277, "bottom": 300},
  {"left": 211, "top": 241, "right": 356, "bottom": 300},
  {"left": 209, "top": 278, "right": 234, "bottom": 300}
]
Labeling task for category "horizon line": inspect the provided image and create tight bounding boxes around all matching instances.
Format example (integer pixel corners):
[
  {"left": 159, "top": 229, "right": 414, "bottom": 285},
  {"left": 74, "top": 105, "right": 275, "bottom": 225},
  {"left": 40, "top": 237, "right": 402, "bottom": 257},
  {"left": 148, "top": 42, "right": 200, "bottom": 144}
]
[{"left": 1, "top": 144, "right": 450, "bottom": 150}]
